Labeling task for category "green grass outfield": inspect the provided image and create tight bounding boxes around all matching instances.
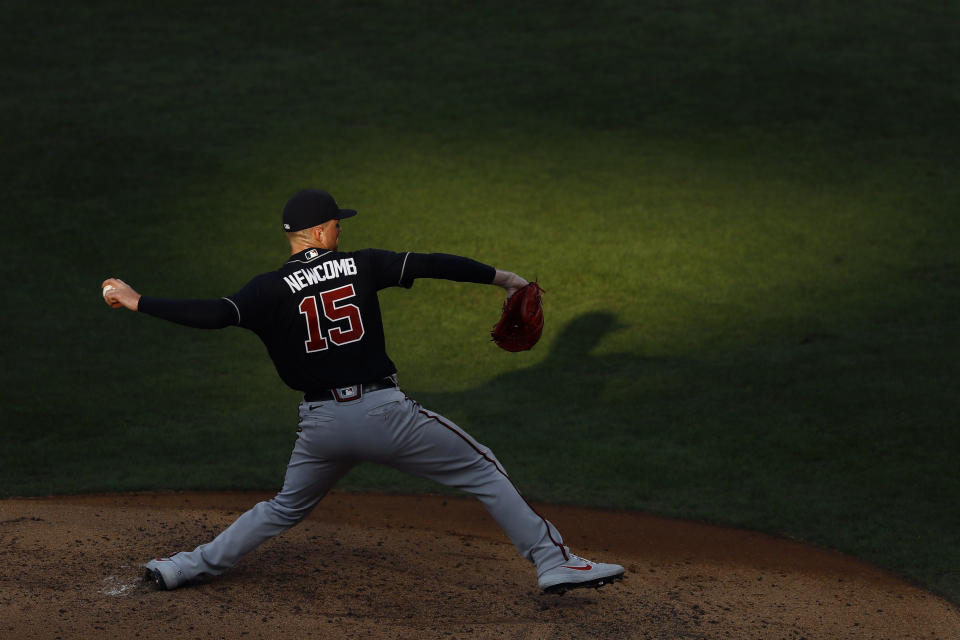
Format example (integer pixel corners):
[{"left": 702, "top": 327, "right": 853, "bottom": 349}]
[{"left": 3, "top": 0, "right": 959, "bottom": 601}]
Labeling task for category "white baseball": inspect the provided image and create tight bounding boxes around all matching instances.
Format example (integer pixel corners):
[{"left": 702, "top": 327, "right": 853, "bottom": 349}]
[{"left": 103, "top": 284, "right": 116, "bottom": 298}]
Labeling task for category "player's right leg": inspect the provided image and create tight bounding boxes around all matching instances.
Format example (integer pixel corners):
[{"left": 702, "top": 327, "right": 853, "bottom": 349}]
[{"left": 384, "top": 396, "right": 625, "bottom": 594}]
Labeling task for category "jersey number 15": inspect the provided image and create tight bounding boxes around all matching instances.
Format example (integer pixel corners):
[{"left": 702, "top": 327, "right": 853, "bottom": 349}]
[{"left": 298, "top": 284, "right": 365, "bottom": 353}]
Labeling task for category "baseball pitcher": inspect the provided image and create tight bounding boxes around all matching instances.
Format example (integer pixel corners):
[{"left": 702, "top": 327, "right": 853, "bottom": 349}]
[{"left": 102, "top": 189, "right": 625, "bottom": 595}]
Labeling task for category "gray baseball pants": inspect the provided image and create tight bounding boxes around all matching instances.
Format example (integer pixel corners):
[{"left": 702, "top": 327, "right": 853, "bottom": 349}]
[{"left": 168, "top": 387, "right": 571, "bottom": 581}]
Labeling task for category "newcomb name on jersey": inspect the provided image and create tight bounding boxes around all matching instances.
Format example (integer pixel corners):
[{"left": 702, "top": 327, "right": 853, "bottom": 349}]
[{"left": 283, "top": 257, "right": 358, "bottom": 292}]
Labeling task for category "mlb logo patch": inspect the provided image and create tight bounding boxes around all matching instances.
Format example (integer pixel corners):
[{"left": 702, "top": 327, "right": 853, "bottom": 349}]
[
  {"left": 333, "top": 385, "right": 360, "bottom": 402},
  {"left": 305, "top": 249, "right": 319, "bottom": 260},
  {"left": 283, "top": 223, "right": 291, "bottom": 230}
]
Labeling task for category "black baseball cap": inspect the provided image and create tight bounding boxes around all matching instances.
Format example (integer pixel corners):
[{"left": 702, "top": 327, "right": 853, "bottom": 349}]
[{"left": 282, "top": 189, "right": 357, "bottom": 232}]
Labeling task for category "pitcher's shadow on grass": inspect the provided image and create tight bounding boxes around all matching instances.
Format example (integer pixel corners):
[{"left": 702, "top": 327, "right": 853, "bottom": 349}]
[{"left": 412, "top": 311, "right": 670, "bottom": 472}]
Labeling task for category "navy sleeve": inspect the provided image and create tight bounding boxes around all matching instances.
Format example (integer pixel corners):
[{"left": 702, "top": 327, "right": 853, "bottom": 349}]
[
  {"left": 138, "top": 297, "right": 238, "bottom": 329},
  {"left": 357, "top": 249, "right": 411, "bottom": 290},
  {"left": 357, "top": 249, "right": 495, "bottom": 290},
  {"left": 401, "top": 253, "right": 496, "bottom": 286},
  {"left": 225, "top": 273, "right": 279, "bottom": 331}
]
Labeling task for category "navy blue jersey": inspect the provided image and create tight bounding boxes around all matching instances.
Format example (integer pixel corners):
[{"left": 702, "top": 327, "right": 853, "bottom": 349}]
[{"left": 222, "top": 248, "right": 493, "bottom": 391}]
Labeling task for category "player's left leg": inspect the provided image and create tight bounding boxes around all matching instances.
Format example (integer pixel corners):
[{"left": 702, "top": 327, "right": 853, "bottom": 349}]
[{"left": 146, "top": 402, "right": 352, "bottom": 588}]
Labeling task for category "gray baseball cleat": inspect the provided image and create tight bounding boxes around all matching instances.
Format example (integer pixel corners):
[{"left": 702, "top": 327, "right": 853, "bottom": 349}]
[
  {"left": 538, "top": 554, "right": 625, "bottom": 594},
  {"left": 144, "top": 557, "right": 185, "bottom": 590}
]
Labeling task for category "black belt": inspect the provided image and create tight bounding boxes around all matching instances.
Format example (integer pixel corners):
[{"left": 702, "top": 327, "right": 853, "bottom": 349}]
[{"left": 303, "top": 376, "right": 398, "bottom": 403}]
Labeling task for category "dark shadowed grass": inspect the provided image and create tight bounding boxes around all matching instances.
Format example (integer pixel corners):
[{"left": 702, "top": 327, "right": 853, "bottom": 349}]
[{"left": 1, "top": 0, "right": 958, "bottom": 600}]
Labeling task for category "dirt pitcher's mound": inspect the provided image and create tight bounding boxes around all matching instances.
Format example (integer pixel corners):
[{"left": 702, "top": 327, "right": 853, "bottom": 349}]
[{"left": 0, "top": 492, "right": 957, "bottom": 639}]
